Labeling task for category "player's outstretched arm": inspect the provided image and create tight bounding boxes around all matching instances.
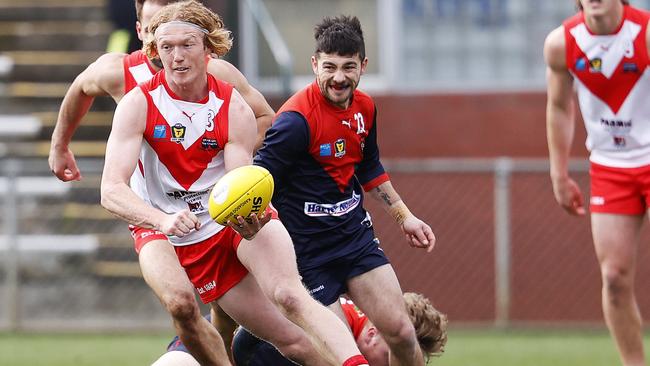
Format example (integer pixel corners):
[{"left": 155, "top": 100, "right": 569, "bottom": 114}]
[
  {"left": 368, "top": 181, "right": 436, "bottom": 252},
  {"left": 49, "top": 53, "right": 125, "bottom": 181},
  {"left": 544, "top": 26, "right": 585, "bottom": 216},
  {"left": 208, "top": 59, "right": 275, "bottom": 150}
]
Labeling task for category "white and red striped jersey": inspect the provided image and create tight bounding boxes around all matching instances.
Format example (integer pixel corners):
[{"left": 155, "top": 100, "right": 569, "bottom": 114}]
[
  {"left": 564, "top": 5, "right": 650, "bottom": 167},
  {"left": 132, "top": 71, "right": 233, "bottom": 245},
  {"left": 122, "top": 50, "right": 156, "bottom": 95}
]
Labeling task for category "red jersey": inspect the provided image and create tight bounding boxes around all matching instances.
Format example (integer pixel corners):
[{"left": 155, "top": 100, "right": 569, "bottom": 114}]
[{"left": 340, "top": 297, "right": 369, "bottom": 340}]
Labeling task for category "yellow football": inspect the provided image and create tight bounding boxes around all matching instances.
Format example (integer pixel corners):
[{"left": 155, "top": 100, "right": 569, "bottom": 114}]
[{"left": 208, "top": 165, "right": 274, "bottom": 226}]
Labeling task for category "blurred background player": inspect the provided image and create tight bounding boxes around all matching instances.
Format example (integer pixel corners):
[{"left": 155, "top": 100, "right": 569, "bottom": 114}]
[
  {"left": 48, "top": 0, "right": 271, "bottom": 363},
  {"left": 106, "top": 0, "right": 140, "bottom": 53},
  {"left": 155, "top": 293, "right": 448, "bottom": 366},
  {"left": 254, "top": 15, "right": 436, "bottom": 366},
  {"left": 544, "top": 0, "right": 649, "bottom": 365},
  {"left": 101, "top": 1, "right": 370, "bottom": 365}
]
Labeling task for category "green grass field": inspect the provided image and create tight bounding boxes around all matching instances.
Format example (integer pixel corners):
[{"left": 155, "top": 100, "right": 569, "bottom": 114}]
[{"left": 0, "top": 329, "right": 643, "bottom": 366}]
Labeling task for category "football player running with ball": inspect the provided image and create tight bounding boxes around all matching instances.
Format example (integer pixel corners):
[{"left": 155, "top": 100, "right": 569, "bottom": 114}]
[{"left": 101, "top": 1, "right": 371, "bottom": 365}]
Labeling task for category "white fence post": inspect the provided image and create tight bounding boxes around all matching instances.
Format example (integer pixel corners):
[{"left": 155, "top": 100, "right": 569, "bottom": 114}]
[{"left": 494, "top": 157, "right": 512, "bottom": 328}]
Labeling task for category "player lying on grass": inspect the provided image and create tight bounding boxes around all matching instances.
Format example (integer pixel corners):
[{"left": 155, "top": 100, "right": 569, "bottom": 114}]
[{"left": 153, "top": 293, "right": 448, "bottom": 366}]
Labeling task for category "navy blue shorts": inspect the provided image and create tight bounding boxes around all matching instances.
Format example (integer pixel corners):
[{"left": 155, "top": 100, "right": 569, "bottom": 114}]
[
  {"left": 300, "top": 238, "right": 389, "bottom": 306},
  {"left": 232, "top": 326, "right": 294, "bottom": 366}
]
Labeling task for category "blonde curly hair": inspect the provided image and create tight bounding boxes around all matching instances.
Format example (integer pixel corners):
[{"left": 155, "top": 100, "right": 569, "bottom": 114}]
[
  {"left": 404, "top": 292, "right": 448, "bottom": 360},
  {"left": 143, "top": 0, "right": 232, "bottom": 59}
]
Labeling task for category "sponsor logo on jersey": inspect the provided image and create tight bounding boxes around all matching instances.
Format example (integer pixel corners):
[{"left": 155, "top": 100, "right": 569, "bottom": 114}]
[
  {"left": 575, "top": 57, "right": 587, "bottom": 71},
  {"left": 623, "top": 62, "right": 639, "bottom": 73},
  {"left": 171, "top": 123, "right": 186, "bottom": 143},
  {"left": 201, "top": 138, "right": 219, "bottom": 150},
  {"left": 182, "top": 111, "right": 196, "bottom": 123},
  {"left": 334, "top": 138, "right": 346, "bottom": 158},
  {"left": 304, "top": 192, "right": 360, "bottom": 217},
  {"left": 187, "top": 200, "right": 204, "bottom": 213},
  {"left": 153, "top": 125, "right": 167, "bottom": 139},
  {"left": 320, "top": 143, "right": 332, "bottom": 157},
  {"left": 589, "top": 58, "right": 602, "bottom": 73},
  {"left": 361, "top": 211, "right": 373, "bottom": 228},
  {"left": 613, "top": 136, "right": 627, "bottom": 147},
  {"left": 600, "top": 118, "right": 632, "bottom": 132}
]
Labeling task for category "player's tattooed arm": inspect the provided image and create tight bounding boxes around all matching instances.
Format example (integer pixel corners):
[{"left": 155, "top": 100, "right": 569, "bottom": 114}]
[{"left": 369, "top": 182, "right": 411, "bottom": 225}]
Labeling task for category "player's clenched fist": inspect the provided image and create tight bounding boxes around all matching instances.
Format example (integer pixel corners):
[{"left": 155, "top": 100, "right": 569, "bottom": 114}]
[{"left": 159, "top": 210, "right": 201, "bottom": 237}]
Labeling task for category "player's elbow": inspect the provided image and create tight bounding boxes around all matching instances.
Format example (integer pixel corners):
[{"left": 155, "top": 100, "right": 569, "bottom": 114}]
[{"left": 100, "top": 180, "right": 120, "bottom": 213}]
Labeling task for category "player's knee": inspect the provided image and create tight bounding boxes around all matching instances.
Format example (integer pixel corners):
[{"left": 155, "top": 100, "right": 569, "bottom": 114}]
[
  {"left": 272, "top": 285, "right": 305, "bottom": 317},
  {"left": 380, "top": 315, "right": 417, "bottom": 347},
  {"left": 602, "top": 266, "right": 634, "bottom": 298},
  {"left": 163, "top": 290, "right": 199, "bottom": 322}
]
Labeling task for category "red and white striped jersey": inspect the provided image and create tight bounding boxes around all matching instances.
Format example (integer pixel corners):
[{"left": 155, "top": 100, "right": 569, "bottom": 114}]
[
  {"left": 564, "top": 5, "right": 650, "bottom": 167},
  {"left": 132, "top": 71, "right": 233, "bottom": 245},
  {"left": 122, "top": 50, "right": 156, "bottom": 95}
]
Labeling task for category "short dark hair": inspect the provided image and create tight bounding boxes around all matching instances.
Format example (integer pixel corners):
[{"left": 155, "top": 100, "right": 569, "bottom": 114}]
[{"left": 314, "top": 15, "right": 365, "bottom": 60}]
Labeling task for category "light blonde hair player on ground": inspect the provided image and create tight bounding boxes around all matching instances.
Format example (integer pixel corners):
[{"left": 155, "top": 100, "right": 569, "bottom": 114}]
[
  {"left": 101, "top": 1, "right": 371, "bottom": 366},
  {"left": 153, "top": 292, "right": 448, "bottom": 366},
  {"left": 545, "top": 0, "right": 648, "bottom": 365},
  {"left": 48, "top": 0, "right": 262, "bottom": 362}
]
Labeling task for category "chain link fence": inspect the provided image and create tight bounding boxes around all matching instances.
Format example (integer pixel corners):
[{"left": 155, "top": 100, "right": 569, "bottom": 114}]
[{"left": 2, "top": 157, "right": 650, "bottom": 332}]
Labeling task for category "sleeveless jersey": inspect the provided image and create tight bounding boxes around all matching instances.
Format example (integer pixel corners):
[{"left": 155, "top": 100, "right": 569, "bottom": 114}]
[
  {"left": 564, "top": 5, "right": 650, "bottom": 167},
  {"left": 123, "top": 51, "right": 157, "bottom": 206},
  {"left": 254, "top": 81, "right": 389, "bottom": 270},
  {"left": 122, "top": 50, "right": 156, "bottom": 94},
  {"left": 133, "top": 71, "right": 233, "bottom": 245}
]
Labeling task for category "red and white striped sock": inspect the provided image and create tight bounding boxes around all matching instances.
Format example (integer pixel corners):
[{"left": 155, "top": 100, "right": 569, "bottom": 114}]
[{"left": 342, "top": 354, "right": 369, "bottom": 366}]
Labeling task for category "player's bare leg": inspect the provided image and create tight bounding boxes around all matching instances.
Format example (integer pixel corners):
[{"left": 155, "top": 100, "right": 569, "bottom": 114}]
[
  {"left": 210, "top": 305, "right": 238, "bottom": 362},
  {"left": 592, "top": 213, "right": 645, "bottom": 366},
  {"left": 236, "top": 220, "right": 364, "bottom": 365},
  {"left": 346, "top": 264, "right": 424, "bottom": 366},
  {"left": 217, "top": 273, "right": 330, "bottom": 366},
  {"left": 140, "top": 239, "right": 231, "bottom": 366}
]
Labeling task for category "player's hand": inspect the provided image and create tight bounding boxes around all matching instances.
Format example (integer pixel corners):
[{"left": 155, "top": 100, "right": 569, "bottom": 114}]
[
  {"left": 49, "top": 146, "right": 82, "bottom": 182},
  {"left": 228, "top": 211, "right": 271, "bottom": 240},
  {"left": 401, "top": 215, "right": 436, "bottom": 252},
  {"left": 159, "top": 210, "right": 201, "bottom": 237},
  {"left": 551, "top": 176, "right": 586, "bottom": 216}
]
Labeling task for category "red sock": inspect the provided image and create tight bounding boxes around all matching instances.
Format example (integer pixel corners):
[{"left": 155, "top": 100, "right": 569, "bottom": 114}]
[{"left": 342, "top": 355, "right": 369, "bottom": 366}]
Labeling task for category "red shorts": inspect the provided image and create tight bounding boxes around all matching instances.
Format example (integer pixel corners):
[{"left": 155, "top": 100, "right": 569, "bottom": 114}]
[
  {"left": 174, "top": 227, "right": 249, "bottom": 304},
  {"left": 129, "top": 225, "right": 167, "bottom": 254},
  {"left": 173, "top": 206, "right": 279, "bottom": 304},
  {"left": 590, "top": 162, "right": 650, "bottom": 215}
]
